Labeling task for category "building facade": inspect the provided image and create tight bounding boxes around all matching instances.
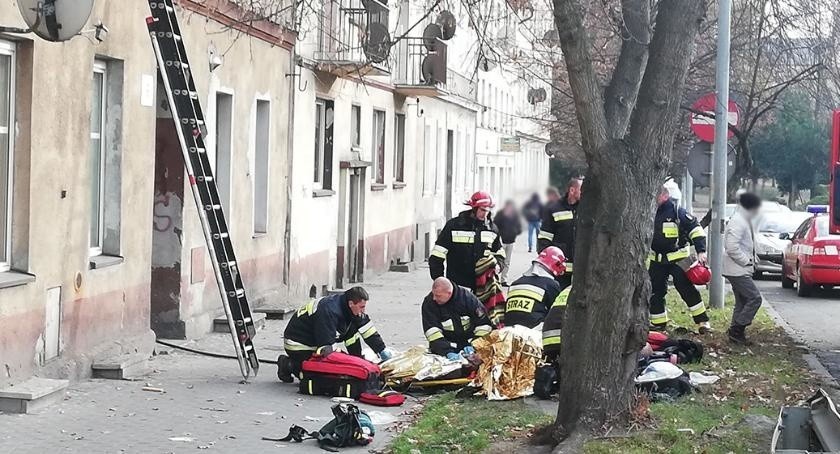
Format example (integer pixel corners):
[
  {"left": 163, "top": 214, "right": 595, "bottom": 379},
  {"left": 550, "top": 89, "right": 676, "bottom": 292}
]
[{"left": 0, "top": 0, "right": 550, "bottom": 388}]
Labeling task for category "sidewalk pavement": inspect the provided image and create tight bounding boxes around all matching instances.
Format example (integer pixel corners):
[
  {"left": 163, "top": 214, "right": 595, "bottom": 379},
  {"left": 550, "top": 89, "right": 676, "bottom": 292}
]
[{"left": 0, "top": 237, "right": 538, "bottom": 453}]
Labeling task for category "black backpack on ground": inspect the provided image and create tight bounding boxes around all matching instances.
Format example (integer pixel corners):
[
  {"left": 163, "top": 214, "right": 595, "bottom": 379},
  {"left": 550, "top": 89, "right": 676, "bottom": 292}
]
[{"left": 264, "top": 404, "right": 375, "bottom": 452}]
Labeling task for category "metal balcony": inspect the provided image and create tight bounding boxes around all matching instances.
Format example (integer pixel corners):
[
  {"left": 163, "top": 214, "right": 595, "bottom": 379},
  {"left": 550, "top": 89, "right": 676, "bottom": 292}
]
[
  {"left": 391, "top": 37, "right": 447, "bottom": 97},
  {"left": 313, "top": 0, "right": 390, "bottom": 77}
]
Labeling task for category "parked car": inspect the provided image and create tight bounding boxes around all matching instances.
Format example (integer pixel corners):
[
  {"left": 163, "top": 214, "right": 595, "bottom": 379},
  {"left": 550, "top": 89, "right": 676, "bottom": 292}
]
[
  {"left": 782, "top": 212, "right": 840, "bottom": 296},
  {"left": 753, "top": 211, "right": 811, "bottom": 278}
]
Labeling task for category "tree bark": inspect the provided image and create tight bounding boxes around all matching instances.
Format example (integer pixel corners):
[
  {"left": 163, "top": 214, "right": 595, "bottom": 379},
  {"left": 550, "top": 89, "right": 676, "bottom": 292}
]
[{"left": 552, "top": 0, "right": 708, "bottom": 444}]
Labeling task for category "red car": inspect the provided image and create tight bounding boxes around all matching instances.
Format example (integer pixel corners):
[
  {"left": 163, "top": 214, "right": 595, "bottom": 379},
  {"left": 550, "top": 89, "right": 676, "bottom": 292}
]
[{"left": 782, "top": 211, "right": 840, "bottom": 296}]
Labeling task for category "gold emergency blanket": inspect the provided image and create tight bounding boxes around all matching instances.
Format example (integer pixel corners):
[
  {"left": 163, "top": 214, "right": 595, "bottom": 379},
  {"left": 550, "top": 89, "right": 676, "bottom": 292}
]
[
  {"left": 471, "top": 326, "right": 543, "bottom": 400},
  {"left": 380, "top": 346, "right": 463, "bottom": 385}
]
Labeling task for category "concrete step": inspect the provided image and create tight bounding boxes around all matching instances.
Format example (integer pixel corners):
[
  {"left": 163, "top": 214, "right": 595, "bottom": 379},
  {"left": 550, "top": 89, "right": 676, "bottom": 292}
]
[
  {"left": 253, "top": 306, "right": 296, "bottom": 320},
  {"left": 92, "top": 353, "right": 150, "bottom": 380},
  {"left": 390, "top": 261, "right": 417, "bottom": 273},
  {"left": 0, "top": 377, "right": 69, "bottom": 414},
  {"left": 213, "top": 312, "right": 266, "bottom": 333}
]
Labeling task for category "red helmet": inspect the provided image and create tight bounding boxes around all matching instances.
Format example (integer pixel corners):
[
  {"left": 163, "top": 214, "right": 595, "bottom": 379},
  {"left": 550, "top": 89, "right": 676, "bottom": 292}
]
[
  {"left": 685, "top": 262, "right": 711, "bottom": 285},
  {"left": 465, "top": 191, "right": 494, "bottom": 209},
  {"left": 535, "top": 246, "right": 567, "bottom": 277}
]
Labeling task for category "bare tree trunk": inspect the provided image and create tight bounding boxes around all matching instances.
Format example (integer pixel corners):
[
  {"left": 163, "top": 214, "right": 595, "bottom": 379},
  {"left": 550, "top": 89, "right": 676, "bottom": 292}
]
[
  {"left": 789, "top": 178, "right": 798, "bottom": 208},
  {"left": 551, "top": 0, "right": 708, "bottom": 447}
]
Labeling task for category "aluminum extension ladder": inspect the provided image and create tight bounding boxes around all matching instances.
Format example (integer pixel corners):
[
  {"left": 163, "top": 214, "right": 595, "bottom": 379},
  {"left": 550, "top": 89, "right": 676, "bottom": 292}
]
[{"left": 145, "top": 0, "right": 259, "bottom": 379}]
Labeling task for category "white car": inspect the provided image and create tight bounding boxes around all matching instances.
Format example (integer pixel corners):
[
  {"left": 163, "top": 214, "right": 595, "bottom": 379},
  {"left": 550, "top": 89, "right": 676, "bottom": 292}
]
[{"left": 752, "top": 211, "right": 811, "bottom": 278}]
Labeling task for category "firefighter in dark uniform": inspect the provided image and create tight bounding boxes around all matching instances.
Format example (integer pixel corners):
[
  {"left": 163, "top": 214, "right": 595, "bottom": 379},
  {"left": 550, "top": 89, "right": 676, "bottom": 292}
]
[
  {"left": 649, "top": 180, "right": 711, "bottom": 334},
  {"left": 504, "top": 246, "right": 568, "bottom": 329},
  {"left": 537, "top": 179, "right": 582, "bottom": 288},
  {"left": 542, "top": 285, "right": 571, "bottom": 362},
  {"left": 422, "top": 277, "right": 494, "bottom": 360},
  {"left": 429, "top": 191, "right": 506, "bottom": 290},
  {"left": 276, "top": 287, "right": 393, "bottom": 382}
]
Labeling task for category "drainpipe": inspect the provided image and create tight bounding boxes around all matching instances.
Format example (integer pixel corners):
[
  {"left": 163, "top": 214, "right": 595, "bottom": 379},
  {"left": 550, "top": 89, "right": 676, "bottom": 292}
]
[{"left": 283, "top": 44, "right": 297, "bottom": 288}]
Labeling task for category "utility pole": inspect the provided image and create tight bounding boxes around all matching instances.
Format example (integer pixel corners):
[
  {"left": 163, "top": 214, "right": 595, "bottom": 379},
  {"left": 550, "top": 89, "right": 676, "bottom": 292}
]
[{"left": 709, "top": 0, "right": 733, "bottom": 309}]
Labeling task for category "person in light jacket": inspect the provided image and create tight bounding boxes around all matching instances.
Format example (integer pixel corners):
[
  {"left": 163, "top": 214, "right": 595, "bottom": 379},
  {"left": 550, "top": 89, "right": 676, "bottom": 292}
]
[{"left": 723, "top": 192, "right": 763, "bottom": 345}]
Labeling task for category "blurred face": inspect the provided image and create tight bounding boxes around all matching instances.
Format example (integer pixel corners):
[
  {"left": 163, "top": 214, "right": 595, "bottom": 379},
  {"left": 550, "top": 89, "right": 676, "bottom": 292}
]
[
  {"left": 547, "top": 191, "right": 560, "bottom": 203},
  {"left": 568, "top": 181, "right": 582, "bottom": 203},
  {"left": 657, "top": 189, "right": 670, "bottom": 205},
  {"left": 348, "top": 299, "right": 367, "bottom": 316},
  {"left": 475, "top": 207, "right": 489, "bottom": 221},
  {"left": 432, "top": 286, "right": 453, "bottom": 305}
]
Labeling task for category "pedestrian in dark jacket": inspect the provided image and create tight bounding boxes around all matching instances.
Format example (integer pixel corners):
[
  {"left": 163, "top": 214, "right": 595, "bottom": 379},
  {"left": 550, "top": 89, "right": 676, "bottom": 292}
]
[
  {"left": 494, "top": 200, "right": 522, "bottom": 286},
  {"left": 522, "top": 193, "right": 543, "bottom": 252}
]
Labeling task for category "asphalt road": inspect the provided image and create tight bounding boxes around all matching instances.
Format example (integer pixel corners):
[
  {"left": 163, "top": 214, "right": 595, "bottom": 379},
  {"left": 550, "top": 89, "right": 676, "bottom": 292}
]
[{"left": 757, "top": 277, "right": 840, "bottom": 380}]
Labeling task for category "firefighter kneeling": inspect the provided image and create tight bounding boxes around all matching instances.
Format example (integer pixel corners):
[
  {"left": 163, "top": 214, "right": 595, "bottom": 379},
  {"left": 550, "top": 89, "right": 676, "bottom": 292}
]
[
  {"left": 276, "top": 287, "right": 392, "bottom": 383},
  {"left": 503, "top": 246, "right": 568, "bottom": 329},
  {"left": 421, "top": 277, "right": 494, "bottom": 360}
]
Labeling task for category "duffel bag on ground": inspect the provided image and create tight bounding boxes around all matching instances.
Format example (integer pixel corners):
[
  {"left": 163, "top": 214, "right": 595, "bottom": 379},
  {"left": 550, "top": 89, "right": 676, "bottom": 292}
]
[{"left": 299, "top": 352, "right": 383, "bottom": 399}]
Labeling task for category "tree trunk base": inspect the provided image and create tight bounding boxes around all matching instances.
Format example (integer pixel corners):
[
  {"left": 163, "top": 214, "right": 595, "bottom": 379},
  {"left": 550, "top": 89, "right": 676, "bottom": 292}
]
[{"left": 550, "top": 430, "right": 588, "bottom": 454}]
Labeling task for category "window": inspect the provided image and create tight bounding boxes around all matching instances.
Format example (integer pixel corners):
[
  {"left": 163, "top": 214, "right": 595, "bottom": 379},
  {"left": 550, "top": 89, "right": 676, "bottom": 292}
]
[
  {"left": 0, "top": 42, "right": 14, "bottom": 272},
  {"left": 89, "top": 61, "right": 107, "bottom": 256},
  {"left": 372, "top": 109, "right": 386, "bottom": 184},
  {"left": 393, "top": 113, "right": 405, "bottom": 183},
  {"left": 351, "top": 105, "right": 361, "bottom": 150},
  {"left": 314, "top": 98, "right": 334, "bottom": 190},
  {"left": 215, "top": 92, "right": 233, "bottom": 215},
  {"left": 253, "top": 99, "right": 270, "bottom": 234}
]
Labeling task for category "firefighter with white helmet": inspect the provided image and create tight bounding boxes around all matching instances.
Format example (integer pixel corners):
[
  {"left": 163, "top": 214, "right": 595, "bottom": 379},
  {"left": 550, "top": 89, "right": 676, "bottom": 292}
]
[{"left": 649, "top": 178, "right": 711, "bottom": 334}]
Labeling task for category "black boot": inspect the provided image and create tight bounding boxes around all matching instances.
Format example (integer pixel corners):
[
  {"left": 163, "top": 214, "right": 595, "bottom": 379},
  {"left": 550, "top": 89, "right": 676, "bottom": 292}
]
[
  {"left": 727, "top": 325, "right": 752, "bottom": 346},
  {"left": 276, "top": 354, "right": 294, "bottom": 383}
]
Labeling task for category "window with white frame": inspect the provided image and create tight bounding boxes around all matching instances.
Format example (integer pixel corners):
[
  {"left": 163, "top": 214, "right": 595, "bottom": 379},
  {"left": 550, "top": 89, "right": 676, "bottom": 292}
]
[
  {"left": 253, "top": 99, "right": 270, "bottom": 234},
  {"left": 351, "top": 104, "right": 361, "bottom": 150},
  {"left": 393, "top": 113, "right": 405, "bottom": 183},
  {"left": 0, "top": 41, "right": 14, "bottom": 272},
  {"left": 314, "top": 98, "right": 334, "bottom": 190},
  {"left": 372, "top": 109, "right": 386, "bottom": 184},
  {"left": 89, "top": 61, "right": 107, "bottom": 256}
]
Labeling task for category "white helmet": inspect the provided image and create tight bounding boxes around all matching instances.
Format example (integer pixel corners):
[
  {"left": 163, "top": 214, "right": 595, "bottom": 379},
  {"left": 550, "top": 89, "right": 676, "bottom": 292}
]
[{"left": 663, "top": 177, "right": 682, "bottom": 202}]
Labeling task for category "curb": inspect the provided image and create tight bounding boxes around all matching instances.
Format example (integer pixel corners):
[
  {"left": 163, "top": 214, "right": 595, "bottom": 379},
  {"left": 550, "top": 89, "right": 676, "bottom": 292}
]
[{"left": 761, "top": 301, "right": 840, "bottom": 389}]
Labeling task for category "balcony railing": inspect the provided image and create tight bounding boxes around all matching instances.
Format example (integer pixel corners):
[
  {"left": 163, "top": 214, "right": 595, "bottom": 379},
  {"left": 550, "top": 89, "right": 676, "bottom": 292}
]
[
  {"left": 391, "top": 37, "right": 447, "bottom": 96},
  {"left": 313, "top": 0, "right": 389, "bottom": 75}
]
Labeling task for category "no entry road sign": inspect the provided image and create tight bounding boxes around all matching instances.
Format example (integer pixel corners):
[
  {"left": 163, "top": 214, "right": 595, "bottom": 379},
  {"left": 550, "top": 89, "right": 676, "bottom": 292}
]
[{"left": 690, "top": 93, "right": 739, "bottom": 143}]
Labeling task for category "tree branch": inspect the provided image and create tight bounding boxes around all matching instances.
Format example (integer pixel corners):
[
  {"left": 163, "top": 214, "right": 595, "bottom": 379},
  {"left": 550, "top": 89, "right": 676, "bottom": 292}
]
[
  {"left": 554, "top": 0, "right": 609, "bottom": 154},
  {"left": 627, "top": 0, "right": 707, "bottom": 166},
  {"left": 603, "top": 0, "right": 650, "bottom": 137}
]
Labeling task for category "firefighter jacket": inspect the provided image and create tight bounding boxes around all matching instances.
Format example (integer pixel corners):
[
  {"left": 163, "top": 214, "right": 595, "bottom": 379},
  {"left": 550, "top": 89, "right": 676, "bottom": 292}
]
[
  {"left": 283, "top": 293, "right": 386, "bottom": 356},
  {"left": 542, "top": 285, "right": 571, "bottom": 353},
  {"left": 429, "top": 210, "right": 506, "bottom": 289},
  {"left": 503, "top": 270, "right": 564, "bottom": 329},
  {"left": 537, "top": 196, "right": 578, "bottom": 270},
  {"left": 650, "top": 200, "right": 706, "bottom": 264},
  {"left": 421, "top": 283, "right": 494, "bottom": 356}
]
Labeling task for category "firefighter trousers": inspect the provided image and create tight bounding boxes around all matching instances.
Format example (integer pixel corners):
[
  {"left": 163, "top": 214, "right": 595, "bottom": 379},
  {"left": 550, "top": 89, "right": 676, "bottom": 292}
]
[{"left": 648, "top": 261, "right": 709, "bottom": 327}]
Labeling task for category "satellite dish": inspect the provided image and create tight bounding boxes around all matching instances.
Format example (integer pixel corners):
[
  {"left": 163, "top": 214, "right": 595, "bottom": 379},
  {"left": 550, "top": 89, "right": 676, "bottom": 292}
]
[
  {"left": 543, "top": 29, "right": 560, "bottom": 48},
  {"left": 527, "top": 88, "right": 537, "bottom": 105},
  {"left": 545, "top": 142, "right": 561, "bottom": 158},
  {"left": 18, "top": 0, "right": 95, "bottom": 42},
  {"left": 420, "top": 54, "right": 444, "bottom": 86},
  {"left": 436, "top": 11, "right": 456, "bottom": 40},
  {"left": 363, "top": 22, "right": 390, "bottom": 64},
  {"left": 422, "top": 23, "right": 443, "bottom": 51},
  {"left": 535, "top": 88, "right": 547, "bottom": 103}
]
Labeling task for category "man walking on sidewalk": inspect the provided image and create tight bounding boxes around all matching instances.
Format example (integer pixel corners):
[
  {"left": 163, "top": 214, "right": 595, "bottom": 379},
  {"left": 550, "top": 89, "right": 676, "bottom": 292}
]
[
  {"left": 723, "top": 192, "right": 764, "bottom": 345},
  {"left": 522, "top": 193, "right": 543, "bottom": 253},
  {"left": 494, "top": 200, "right": 522, "bottom": 286}
]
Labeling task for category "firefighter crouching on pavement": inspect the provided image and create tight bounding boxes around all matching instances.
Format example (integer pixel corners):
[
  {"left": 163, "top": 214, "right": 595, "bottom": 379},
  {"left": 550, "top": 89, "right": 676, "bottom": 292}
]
[
  {"left": 504, "top": 246, "right": 568, "bottom": 329},
  {"left": 422, "top": 277, "right": 494, "bottom": 360},
  {"left": 276, "top": 287, "right": 393, "bottom": 382},
  {"left": 649, "top": 179, "right": 711, "bottom": 334},
  {"left": 429, "top": 191, "right": 507, "bottom": 324},
  {"left": 537, "top": 179, "right": 582, "bottom": 288}
]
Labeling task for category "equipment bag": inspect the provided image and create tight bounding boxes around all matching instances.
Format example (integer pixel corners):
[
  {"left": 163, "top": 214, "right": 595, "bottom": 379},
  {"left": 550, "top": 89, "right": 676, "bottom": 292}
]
[
  {"left": 358, "top": 390, "right": 405, "bottom": 407},
  {"left": 660, "top": 338, "right": 704, "bottom": 364},
  {"left": 265, "top": 404, "right": 374, "bottom": 452},
  {"left": 533, "top": 363, "right": 559, "bottom": 400},
  {"left": 299, "top": 352, "right": 383, "bottom": 399}
]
